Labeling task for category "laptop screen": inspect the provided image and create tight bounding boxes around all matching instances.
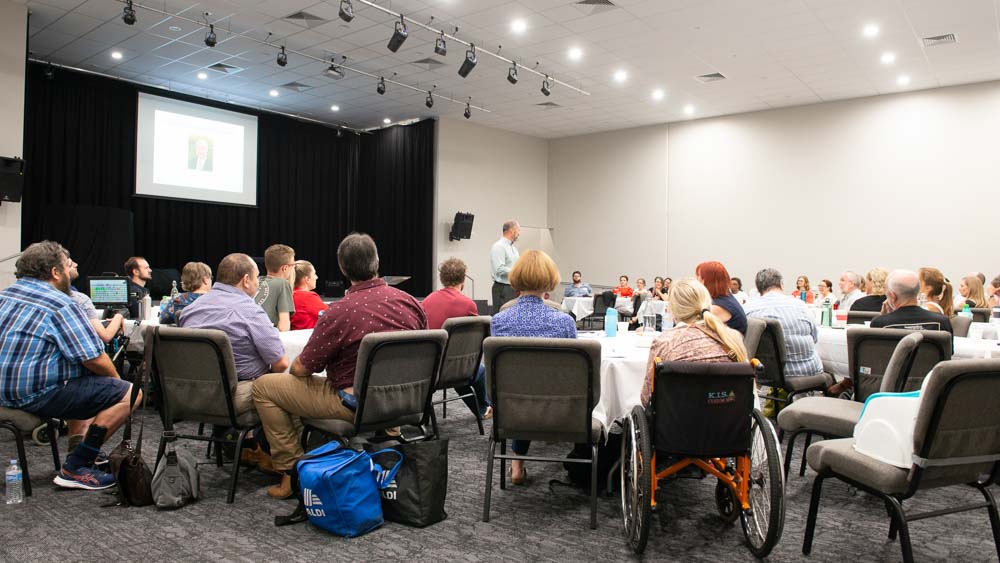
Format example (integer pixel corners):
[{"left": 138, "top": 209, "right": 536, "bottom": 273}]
[{"left": 89, "top": 277, "right": 129, "bottom": 306}]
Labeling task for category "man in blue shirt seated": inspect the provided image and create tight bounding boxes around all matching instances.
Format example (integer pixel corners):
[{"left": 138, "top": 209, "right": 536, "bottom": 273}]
[
  {"left": 563, "top": 270, "right": 593, "bottom": 298},
  {"left": 0, "top": 241, "right": 138, "bottom": 490}
]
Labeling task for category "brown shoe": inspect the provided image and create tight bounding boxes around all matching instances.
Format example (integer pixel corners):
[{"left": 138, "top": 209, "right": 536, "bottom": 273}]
[
  {"left": 256, "top": 450, "right": 278, "bottom": 475},
  {"left": 239, "top": 445, "right": 261, "bottom": 467},
  {"left": 267, "top": 473, "right": 293, "bottom": 499},
  {"left": 825, "top": 377, "right": 853, "bottom": 397}
]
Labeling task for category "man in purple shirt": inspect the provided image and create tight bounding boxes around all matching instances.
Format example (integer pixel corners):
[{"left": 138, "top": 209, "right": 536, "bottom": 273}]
[{"left": 253, "top": 233, "right": 426, "bottom": 498}]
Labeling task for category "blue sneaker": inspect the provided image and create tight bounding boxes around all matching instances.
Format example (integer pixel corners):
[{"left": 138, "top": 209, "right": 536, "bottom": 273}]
[{"left": 53, "top": 465, "right": 116, "bottom": 490}]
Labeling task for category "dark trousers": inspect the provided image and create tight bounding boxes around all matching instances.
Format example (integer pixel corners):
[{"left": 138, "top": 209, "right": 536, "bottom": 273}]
[
  {"left": 455, "top": 364, "right": 489, "bottom": 416},
  {"left": 492, "top": 282, "right": 516, "bottom": 314}
]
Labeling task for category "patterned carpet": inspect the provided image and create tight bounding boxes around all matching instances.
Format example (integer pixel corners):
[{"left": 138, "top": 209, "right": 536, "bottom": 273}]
[{"left": 1, "top": 402, "right": 997, "bottom": 563}]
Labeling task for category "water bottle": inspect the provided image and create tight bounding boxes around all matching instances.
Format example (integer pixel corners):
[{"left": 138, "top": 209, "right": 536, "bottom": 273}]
[
  {"left": 960, "top": 304, "right": 973, "bottom": 318},
  {"left": 170, "top": 280, "right": 179, "bottom": 298},
  {"left": 990, "top": 304, "right": 1000, "bottom": 326},
  {"left": 800, "top": 291, "right": 806, "bottom": 302},
  {"left": 822, "top": 301, "right": 833, "bottom": 327},
  {"left": 605, "top": 306, "right": 618, "bottom": 337},
  {"left": 5, "top": 459, "right": 23, "bottom": 505}
]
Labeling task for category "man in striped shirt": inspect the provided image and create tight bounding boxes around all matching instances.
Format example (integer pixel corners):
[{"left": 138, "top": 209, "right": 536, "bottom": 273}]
[
  {"left": 744, "top": 267, "right": 825, "bottom": 378},
  {"left": 0, "top": 241, "right": 137, "bottom": 491}
]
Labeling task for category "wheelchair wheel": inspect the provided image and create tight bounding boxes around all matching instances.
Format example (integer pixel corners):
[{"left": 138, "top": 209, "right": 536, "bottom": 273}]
[
  {"left": 620, "top": 405, "right": 652, "bottom": 554},
  {"left": 740, "top": 410, "right": 785, "bottom": 558},
  {"left": 714, "top": 462, "right": 739, "bottom": 524},
  {"left": 31, "top": 424, "right": 51, "bottom": 446}
]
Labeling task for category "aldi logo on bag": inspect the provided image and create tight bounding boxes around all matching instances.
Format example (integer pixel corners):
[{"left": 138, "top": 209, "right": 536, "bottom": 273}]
[
  {"left": 379, "top": 469, "right": 398, "bottom": 500},
  {"left": 304, "top": 488, "right": 326, "bottom": 518}
]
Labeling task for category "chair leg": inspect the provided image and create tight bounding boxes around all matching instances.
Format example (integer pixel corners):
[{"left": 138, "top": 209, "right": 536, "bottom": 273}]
[
  {"left": 471, "top": 393, "right": 484, "bottom": 436},
  {"left": 441, "top": 389, "right": 447, "bottom": 419},
  {"left": 483, "top": 438, "right": 496, "bottom": 523},
  {"left": 885, "top": 498, "right": 898, "bottom": 540},
  {"left": 799, "top": 432, "right": 813, "bottom": 477},
  {"left": 802, "top": 475, "right": 826, "bottom": 555},
  {"left": 976, "top": 484, "right": 1000, "bottom": 561},
  {"left": 590, "top": 444, "right": 598, "bottom": 530},
  {"left": 429, "top": 409, "right": 440, "bottom": 440},
  {"left": 783, "top": 431, "right": 799, "bottom": 479},
  {"left": 500, "top": 440, "right": 507, "bottom": 490},
  {"left": 48, "top": 420, "right": 60, "bottom": 471},
  {"left": 5, "top": 424, "right": 33, "bottom": 497},
  {"left": 884, "top": 495, "right": 914, "bottom": 563},
  {"left": 227, "top": 430, "right": 248, "bottom": 504}
]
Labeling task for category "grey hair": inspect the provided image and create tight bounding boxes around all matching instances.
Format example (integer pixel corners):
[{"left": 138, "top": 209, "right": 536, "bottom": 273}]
[
  {"left": 502, "top": 220, "right": 519, "bottom": 233},
  {"left": 842, "top": 270, "right": 863, "bottom": 289},
  {"left": 15, "top": 241, "right": 69, "bottom": 281},
  {"left": 754, "top": 268, "right": 783, "bottom": 294},
  {"left": 887, "top": 269, "right": 921, "bottom": 302},
  {"left": 338, "top": 233, "right": 379, "bottom": 282}
]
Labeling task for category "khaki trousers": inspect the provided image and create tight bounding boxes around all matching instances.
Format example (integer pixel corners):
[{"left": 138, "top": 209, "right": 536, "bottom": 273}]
[{"left": 251, "top": 373, "right": 354, "bottom": 471}]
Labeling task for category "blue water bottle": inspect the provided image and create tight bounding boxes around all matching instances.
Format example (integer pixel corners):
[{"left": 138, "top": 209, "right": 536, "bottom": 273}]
[{"left": 605, "top": 306, "right": 618, "bottom": 337}]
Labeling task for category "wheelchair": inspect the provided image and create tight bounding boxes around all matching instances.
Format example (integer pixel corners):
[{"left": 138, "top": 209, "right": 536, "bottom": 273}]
[{"left": 619, "top": 360, "right": 785, "bottom": 557}]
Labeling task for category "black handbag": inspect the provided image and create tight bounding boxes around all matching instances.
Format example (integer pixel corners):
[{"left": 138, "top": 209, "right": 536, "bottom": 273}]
[
  {"left": 108, "top": 341, "right": 154, "bottom": 507},
  {"left": 364, "top": 438, "right": 449, "bottom": 527}
]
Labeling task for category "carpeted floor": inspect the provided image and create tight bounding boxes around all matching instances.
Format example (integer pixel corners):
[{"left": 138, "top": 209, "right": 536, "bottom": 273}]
[{"left": 1, "top": 402, "right": 997, "bottom": 562}]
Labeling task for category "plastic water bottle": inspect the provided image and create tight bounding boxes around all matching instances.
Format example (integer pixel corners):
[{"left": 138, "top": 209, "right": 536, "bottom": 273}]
[
  {"left": 959, "top": 304, "right": 973, "bottom": 319},
  {"left": 605, "top": 307, "right": 618, "bottom": 337},
  {"left": 822, "top": 301, "right": 833, "bottom": 327},
  {"left": 800, "top": 291, "right": 806, "bottom": 302},
  {"left": 5, "top": 459, "right": 23, "bottom": 505},
  {"left": 170, "top": 280, "right": 179, "bottom": 299}
]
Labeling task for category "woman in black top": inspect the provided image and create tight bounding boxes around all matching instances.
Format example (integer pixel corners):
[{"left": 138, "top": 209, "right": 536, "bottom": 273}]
[
  {"left": 695, "top": 261, "right": 748, "bottom": 334},
  {"left": 851, "top": 267, "right": 888, "bottom": 312}
]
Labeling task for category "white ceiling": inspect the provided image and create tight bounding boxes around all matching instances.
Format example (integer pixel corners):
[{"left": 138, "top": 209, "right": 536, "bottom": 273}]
[{"left": 22, "top": 0, "right": 1000, "bottom": 138}]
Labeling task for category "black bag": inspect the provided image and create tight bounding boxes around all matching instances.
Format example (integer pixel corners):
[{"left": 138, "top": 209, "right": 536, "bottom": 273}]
[
  {"left": 563, "top": 433, "right": 621, "bottom": 492},
  {"left": 108, "top": 363, "right": 154, "bottom": 507},
  {"left": 364, "top": 439, "right": 449, "bottom": 527}
]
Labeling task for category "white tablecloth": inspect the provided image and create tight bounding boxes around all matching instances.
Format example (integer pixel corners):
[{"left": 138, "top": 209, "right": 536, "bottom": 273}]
[
  {"left": 582, "top": 331, "right": 654, "bottom": 432},
  {"left": 562, "top": 296, "right": 633, "bottom": 318},
  {"left": 635, "top": 299, "right": 667, "bottom": 319}
]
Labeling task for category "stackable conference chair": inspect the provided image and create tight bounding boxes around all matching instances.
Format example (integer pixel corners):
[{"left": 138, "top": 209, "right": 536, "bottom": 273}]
[
  {"left": 481, "top": 337, "right": 602, "bottom": 529},
  {"left": 0, "top": 409, "right": 60, "bottom": 497},
  {"left": 952, "top": 315, "right": 973, "bottom": 338},
  {"left": 970, "top": 308, "right": 991, "bottom": 323},
  {"left": 148, "top": 325, "right": 259, "bottom": 503},
  {"left": 748, "top": 318, "right": 833, "bottom": 415},
  {"left": 434, "top": 316, "right": 491, "bottom": 435},
  {"left": 846, "top": 310, "right": 879, "bottom": 325},
  {"left": 583, "top": 292, "right": 615, "bottom": 329},
  {"left": 802, "top": 359, "right": 1000, "bottom": 563},
  {"left": 301, "top": 330, "right": 447, "bottom": 445}
]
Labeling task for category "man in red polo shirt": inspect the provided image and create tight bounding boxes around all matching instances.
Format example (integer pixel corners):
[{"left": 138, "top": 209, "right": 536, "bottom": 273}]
[{"left": 252, "top": 233, "right": 426, "bottom": 498}]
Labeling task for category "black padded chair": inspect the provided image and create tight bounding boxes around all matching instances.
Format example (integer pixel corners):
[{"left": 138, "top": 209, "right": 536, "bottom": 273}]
[
  {"left": 846, "top": 310, "right": 879, "bottom": 325},
  {"left": 0, "top": 408, "right": 60, "bottom": 497},
  {"left": 746, "top": 318, "right": 832, "bottom": 412},
  {"left": 952, "top": 314, "right": 973, "bottom": 338},
  {"left": 434, "top": 316, "right": 491, "bottom": 434},
  {"left": 970, "top": 308, "right": 991, "bottom": 323}
]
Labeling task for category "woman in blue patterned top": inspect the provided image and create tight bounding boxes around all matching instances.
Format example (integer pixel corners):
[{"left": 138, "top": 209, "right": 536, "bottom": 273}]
[
  {"left": 491, "top": 249, "right": 577, "bottom": 484},
  {"left": 159, "top": 261, "right": 212, "bottom": 324}
]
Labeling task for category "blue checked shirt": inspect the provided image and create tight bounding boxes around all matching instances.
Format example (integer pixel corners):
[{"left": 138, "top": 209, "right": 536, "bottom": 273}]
[
  {"left": 743, "top": 291, "right": 824, "bottom": 377},
  {"left": 0, "top": 277, "right": 104, "bottom": 408}
]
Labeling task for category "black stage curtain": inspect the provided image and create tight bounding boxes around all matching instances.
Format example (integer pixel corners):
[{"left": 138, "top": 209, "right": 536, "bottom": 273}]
[{"left": 22, "top": 63, "right": 433, "bottom": 294}]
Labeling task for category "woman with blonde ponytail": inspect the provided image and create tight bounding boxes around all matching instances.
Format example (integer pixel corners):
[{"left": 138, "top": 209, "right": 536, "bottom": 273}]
[{"left": 640, "top": 278, "right": 748, "bottom": 406}]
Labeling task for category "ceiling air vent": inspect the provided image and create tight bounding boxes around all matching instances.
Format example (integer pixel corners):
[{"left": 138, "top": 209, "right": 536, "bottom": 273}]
[
  {"left": 575, "top": 0, "right": 617, "bottom": 15},
  {"left": 281, "top": 81, "right": 312, "bottom": 92},
  {"left": 536, "top": 101, "right": 562, "bottom": 109},
  {"left": 696, "top": 72, "right": 726, "bottom": 83},
  {"left": 411, "top": 57, "right": 446, "bottom": 70},
  {"left": 208, "top": 62, "right": 242, "bottom": 74},
  {"left": 284, "top": 11, "right": 328, "bottom": 27},
  {"left": 922, "top": 33, "right": 956, "bottom": 47}
]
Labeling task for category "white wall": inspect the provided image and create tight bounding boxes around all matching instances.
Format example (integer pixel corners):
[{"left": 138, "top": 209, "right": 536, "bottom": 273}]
[
  {"left": 434, "top": 118, "right": 549, "bottom": 302},
  {"left": 0, "top": 0, "right": 25, "bottom": 288},
  {"left": 547, "top": 125, "right": 669, "bottom": 288}
]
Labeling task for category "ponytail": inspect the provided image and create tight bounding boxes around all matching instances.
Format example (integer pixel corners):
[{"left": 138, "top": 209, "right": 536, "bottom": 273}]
[
  {"left": 939, "top": 283, "right": 954, "bottom": 317},
  {"left": 701, "top": 310, "right": 748, "bottom": 363}
]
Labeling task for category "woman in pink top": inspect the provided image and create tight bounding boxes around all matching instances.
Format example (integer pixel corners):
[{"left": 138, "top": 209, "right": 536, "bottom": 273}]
[{"left": 290, "top": 260, "right": 327, "bottom": 330}]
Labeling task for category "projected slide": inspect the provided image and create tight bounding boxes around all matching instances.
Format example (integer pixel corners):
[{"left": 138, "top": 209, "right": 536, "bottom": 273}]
[{"left": 136, "top": 93, "right": 258, "bottom": 206}]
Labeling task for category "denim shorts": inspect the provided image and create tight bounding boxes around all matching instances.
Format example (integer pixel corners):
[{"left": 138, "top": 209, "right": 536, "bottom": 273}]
[{"left": 22, "top": 376, "right": 131, "bottom": 420}]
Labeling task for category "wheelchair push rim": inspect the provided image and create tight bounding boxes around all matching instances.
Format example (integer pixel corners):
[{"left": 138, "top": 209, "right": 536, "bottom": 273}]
[
  {"left": 619, "top": 406, "right": 652, "bottom": 554},
  {"left": 739, "top": 409, "right": 785, "bottom": 558}
]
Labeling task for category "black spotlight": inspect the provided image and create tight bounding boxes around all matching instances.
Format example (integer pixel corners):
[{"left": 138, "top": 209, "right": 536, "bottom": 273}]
[
  {"left": 276, "top": 46, "right": 287, "bottom": 67},
  {"left": 325, "top": 58, "right": 344, "bottom": 79},
  {"left": 541, "top": 76, "right": 552, "bottom": 96},
  {"left": 204, "top": 24, "right": 217, "bottom": 47},
  {"left": 376, "top": 76, "right": 386, "bottom": 95},
  {"left": 458, "top": 44, "right": 477, "bottom": 78},
  {"left": 425, "top": 91, "right": 434, "bottom": 109},
  {"left": 464, "top": 102, "right": 471, "bottom": 119},
  {"left": 338, "top": 0, "right": 355, "bottom": 22},
  {"left": 122, "top": 0, "right": 136, "bottom": 25},
  {"left": 507, "top": 62, "right": 518, "bottom": 85},
  {"left": 434, "top": 33, "right": 447, "bottom": 56},
  {"left": 43, "top": 63, "right": 54, "bottom": 80},
  {"left": 387, "top": 15, "right": 408, "bottom": 52}
]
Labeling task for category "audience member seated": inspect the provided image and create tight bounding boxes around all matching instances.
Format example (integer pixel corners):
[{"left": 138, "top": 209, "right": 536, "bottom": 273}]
[
  {"left": 652, "top": 276, "right": 670, "bottom": 301},
  {"left": 254, "top": 244, "right": 296, "bottom": 332},
  {"left": 792, "top": 275, "right": 815, "bottom": 303},
  {"left": 730, "top": 276, "right": 748, "bottom": 305},
  {"left": 634, "top": 278, "right": 649, "bottom": 300},
  {"left": 663, "top": 277, "right": 673, "bottom": 293},
  {"left": 124, "top": 255, "right": 152, "bottom": 319},
  {"left": 422, "top": 257, "right": 489, "bottom": 419},
  {"left": 159, "top": 261, "right": 212, "bottom": 325},
  {"left": 501, "top": 293, "right": 562, "bottom": 311},
  {"left": 871, "top": 270, "right": 953, "bottom": 334},
  {"left": 816, "top": 278, "right": 835, "bottom": 306},
  {"left": 989, "top": 275, "right": 1000, "bottom": 307},
  {"left": 640, "top": 278, "right": 748, "bottom": 406},
  {"left": 491, "top": 249, "right": 577, "bottom": 485},
  {"left": 744, "top": 268, "right": 825, "bottom": 378},
  {"left": 612, "top": 275, "right": 634, "bottom": 298},
  {"left": 563, "top": 270, "right": 593, "bottom": 298},
  {"left": 290, "top": 260, "right": 326, "bottom": 330},
  {"left": 850, "top": 267, "right": 888, "bottom": 312},
  {"left": 836, "top": 270, "right": 864, "bottom": 311},
  {"left": 252, "top": 234, "right": 426, "bottom": 499},
  {"left": 696, "top": 261, "right": 747, "bottom": 335},
  {"left": 68, "top": 260, "right": 123, "bottom": 343},
  {"left": 957, "top": 275, "right": 989, "bottom": 310},
  {"left": 918, "top": 266, "right": 953, "bottom": 317},
  {"left": 0, "top": 241, "right": 138, "bottom": 490}
]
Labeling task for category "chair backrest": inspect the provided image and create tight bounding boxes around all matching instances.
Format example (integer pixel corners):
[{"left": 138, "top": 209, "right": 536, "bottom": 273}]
[
  {"left": 147, "top": 325, "right": 239, "bottom": 426},
  {"left": 750, "top": 318, "right": 788, "bottom": 389},
  {"left": 743, "top": 317, "right": 766, "bottom": 358},
  {"left": 594, "top": 291, "right": 615, "bottom": 315},
  {"left": 847, "top": 328, "right": 951, "bottom": 399},
  {"left": 353, "top": 329, "right": 448, "bottom": 434},
  {"left": 483, "top": 337, "right": 601, "bottom": 445},
  {"left": 847, "top": 310, "right": 880, "bottom": 325},
  {"left": 652, "top": 361, "right": 756, "bottom": 457},
  {"left": 437, "top": 316, "right": 491, "bottom": 390},
  {"left": 970, "top": 308, "right": 991, "bottom": 323},
  {"left": 910, "top": 359, "right": 1000, "bottom": 491},
  {"left": 951, "top": 314, "right": 972, "bottom": 338},
  {"left": 879, "top": 332, "right": 923, "bottom": 395}
]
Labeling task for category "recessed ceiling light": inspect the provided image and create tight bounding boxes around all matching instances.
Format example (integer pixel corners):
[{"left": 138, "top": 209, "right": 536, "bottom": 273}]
[
  {"left": 683, "top": 105, "right": 695, "bottom": 116},
  {"left": 197, "top": 71, "right": 208, "bottom": 80},
  {"left": 880, "top": 51, "right": 896, "bottom": 64},
  {"left": 269, "top": 89, "right": 279, "bottom": 97},
  {"left": 510, "top": 19, "right": 527, "bottom": 34},
  {"left": 169, "top": 25, "right": 182, "bottom": 32},
  {"left": 110, "top": 51, "right": 123, "bottom": 60},
  {"left": 862, "top": 23, "right": 879, "bottom": 38},
  {"left": 613, "top": 69, "right": 627, "bottom": 83},
  {"left": 567, "top": 46, "right": 583, "bottom": 61},
  {"left": 896, "top": 74, "right": 910, "bottom": 86},
  {"left": 651, "top": 88, "right": 664, "bottom": 101},
  {"left": 383, "top": 118, "right": 391, "bottom": 124},
  {"left": 330, "top": 105, "right": 340, "bottom": 112}
]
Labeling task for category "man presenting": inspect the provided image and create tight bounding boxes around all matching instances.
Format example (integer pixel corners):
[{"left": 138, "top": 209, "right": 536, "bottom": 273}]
[{"left": 490, "top": 219, "right": 520, "bottom": 313}]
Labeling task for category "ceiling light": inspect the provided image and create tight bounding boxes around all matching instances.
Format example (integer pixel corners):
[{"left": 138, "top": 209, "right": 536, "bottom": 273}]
[
  {"left": 458, "top": 44, "right": 477, "bottom": 77},
  {"left": 425, "top": 91, "right": 434, "bottom": 108},
  {"left": 568, "top": 46, "right": 583, "bottom": 61},
  {"left": 880, "top": 51, "right": 896, "bottom": 65},
  {"left": 269, "top": 89, "right": 279, "bottom": 97},
  {"left": 276, "top": 46, "right": 287, "bottom": 67},
  {"left": 511, "top": 19, "right": 527, "bottom": 34},
  {"left": 383, "top": 118, "right": 391, "bottom": 125},
  {"left": 330, "top": 105, "right": 340, "bottom": 112},
  {"left": 863, "top": 23, "right": 879, "bottom": 38},
  {"left": 651, "top": 88, "right": 664, "bottom": 101},
  {"left": 897, "top": 74, "right": 910, "bottom": 86},
  {"left": 377, "top": 76, "right": 386, "bottom": 95},
  {"left": 613, "top": 69, "right": 627, "bottom": 83},
  {"left": 122, "top": 0, "right": 136, "bottom": 25},
  {"left": 325, "top": 58, "right": 345, "bottom": 79},
  {"left": 434, "top": 32, "right": 447, "bottom": 56},
  {"left": 197, "top": 71, "right": 208, "bottom": 80},
  {"left": 339, "top": 0, "right": 355, "bottom": 22},
  {"left": 541, "top": 76, "right": 552, "bottom": 96},
  {"left": 204, "top": 24, "right": 217, "bottom": 47},
  {"left": 464, "top": 101, "right": 472, "bottom": 119},
  {"left": 683, "top": 105, "right": 695, "bottom": 116},
  {"left": 110, "top": 51, "right": 123, "bottom": 60},
  {"left": 387, "top": 15, "right": 408, "bottom": 52},
  {"left": 507, "top": 62, "right": 518, "bottom": 84}
]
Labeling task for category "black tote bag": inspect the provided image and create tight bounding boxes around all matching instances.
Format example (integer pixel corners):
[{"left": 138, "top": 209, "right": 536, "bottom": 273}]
[{"left": 365, "top": 438, "right": 448, "bottom": 527}]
